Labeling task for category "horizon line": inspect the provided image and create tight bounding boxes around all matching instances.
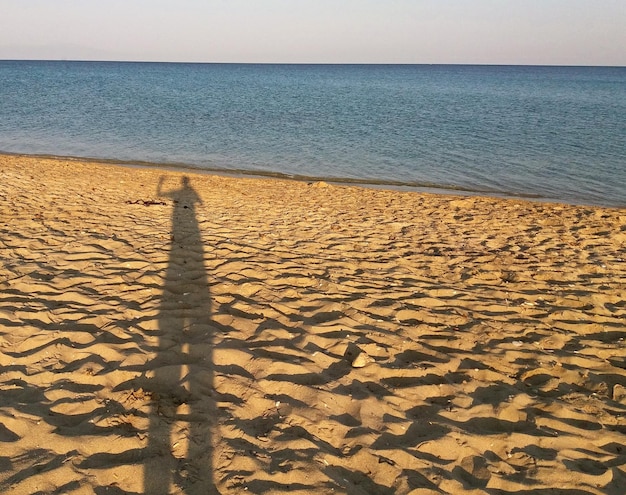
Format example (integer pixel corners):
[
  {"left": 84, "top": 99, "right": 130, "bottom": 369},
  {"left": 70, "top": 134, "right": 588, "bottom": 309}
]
[{"left": 1, "top": 58, "right": 625, "bottom": 68}]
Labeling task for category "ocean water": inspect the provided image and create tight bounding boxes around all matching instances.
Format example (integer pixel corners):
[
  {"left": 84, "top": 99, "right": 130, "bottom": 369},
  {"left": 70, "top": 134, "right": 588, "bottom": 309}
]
[{"left": 0, "top": 61, "right": 624, "bottom": 207}]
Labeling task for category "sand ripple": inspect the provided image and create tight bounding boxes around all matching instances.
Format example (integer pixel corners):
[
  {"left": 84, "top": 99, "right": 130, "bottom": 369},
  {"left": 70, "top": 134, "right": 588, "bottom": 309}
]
[{"left": 1, "top": 155, "right": 625, "bottom": 494}]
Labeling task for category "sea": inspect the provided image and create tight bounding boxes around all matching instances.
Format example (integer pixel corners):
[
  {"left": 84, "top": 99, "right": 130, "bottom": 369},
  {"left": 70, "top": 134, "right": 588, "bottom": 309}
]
[{"left": 0, "top": 61, "right": 624, "bottom": 207}]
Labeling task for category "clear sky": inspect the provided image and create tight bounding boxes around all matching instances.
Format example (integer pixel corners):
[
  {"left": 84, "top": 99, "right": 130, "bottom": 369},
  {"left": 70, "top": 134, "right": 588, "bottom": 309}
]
[{"left": 1, "top": 0, "right": 624, "bottom": 65}]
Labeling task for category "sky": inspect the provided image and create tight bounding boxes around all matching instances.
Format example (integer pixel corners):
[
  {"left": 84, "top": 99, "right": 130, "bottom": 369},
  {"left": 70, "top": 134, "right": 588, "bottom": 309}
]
[{"left": 1, "top": 0, "right": 625, "bottom": 66}]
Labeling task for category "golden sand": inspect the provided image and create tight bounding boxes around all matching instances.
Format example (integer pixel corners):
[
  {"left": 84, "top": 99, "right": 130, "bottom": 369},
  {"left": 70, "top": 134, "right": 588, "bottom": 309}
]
[{"left": 1, "top": 154, "right": 625, "bottom": 494}]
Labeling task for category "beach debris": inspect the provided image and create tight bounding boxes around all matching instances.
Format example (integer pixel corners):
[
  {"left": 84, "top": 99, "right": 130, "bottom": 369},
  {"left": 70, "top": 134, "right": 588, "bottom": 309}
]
[
  {"left": 344, "top": 343, "right": 374, "bottom": 368},
  {"left": 125, "top": 199, "right": 166, "bottom": 206},
  {"left": 352, "top": 353, "right": 374, "bottom": 368},
  {"left": 613, "top": 384, "right": 626, "bottom": 404},
  {"left": 310, "top": 181, "right": 330, "bottom": 188},
  {"left": 377, "top": 455, "right": 396, "bottom": 466}
]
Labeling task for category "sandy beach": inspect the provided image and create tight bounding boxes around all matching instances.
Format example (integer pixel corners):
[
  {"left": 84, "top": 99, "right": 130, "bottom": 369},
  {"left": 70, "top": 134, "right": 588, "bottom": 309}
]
[{"left": 1, "top": 154, "right": 625, "bottom": 494}]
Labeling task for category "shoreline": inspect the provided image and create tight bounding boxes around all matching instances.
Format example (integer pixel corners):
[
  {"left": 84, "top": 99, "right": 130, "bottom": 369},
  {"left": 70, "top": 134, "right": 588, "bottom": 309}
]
[
  {"left": 1, "top": 154, "right": 625, "bottom": 494},
  {"left": 3, "top": 150, "right": 619, "bottom": 209}
]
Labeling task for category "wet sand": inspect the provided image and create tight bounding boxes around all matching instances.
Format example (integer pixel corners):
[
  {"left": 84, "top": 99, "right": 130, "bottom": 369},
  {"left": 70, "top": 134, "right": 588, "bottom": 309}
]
[{"left": 1, "top": 154, "right": 625, "bottom": 494}]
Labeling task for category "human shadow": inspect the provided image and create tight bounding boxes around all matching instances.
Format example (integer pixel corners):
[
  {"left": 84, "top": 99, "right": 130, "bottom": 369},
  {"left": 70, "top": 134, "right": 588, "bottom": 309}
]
[{"left": 144, "top": 176, "right": 217, "bottom": 494}]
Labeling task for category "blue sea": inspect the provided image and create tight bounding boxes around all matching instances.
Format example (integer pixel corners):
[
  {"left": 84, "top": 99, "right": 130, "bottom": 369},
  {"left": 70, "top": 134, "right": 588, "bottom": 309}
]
[{"left": 0, "top": 61, "right": 624, "bottom": 207}]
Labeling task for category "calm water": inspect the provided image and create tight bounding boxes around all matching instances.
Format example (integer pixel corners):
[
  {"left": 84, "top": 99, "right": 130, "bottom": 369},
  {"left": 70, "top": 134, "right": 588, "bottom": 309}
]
[{"left": 1, "top": 61, "right": 624, "bottom": 207}]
